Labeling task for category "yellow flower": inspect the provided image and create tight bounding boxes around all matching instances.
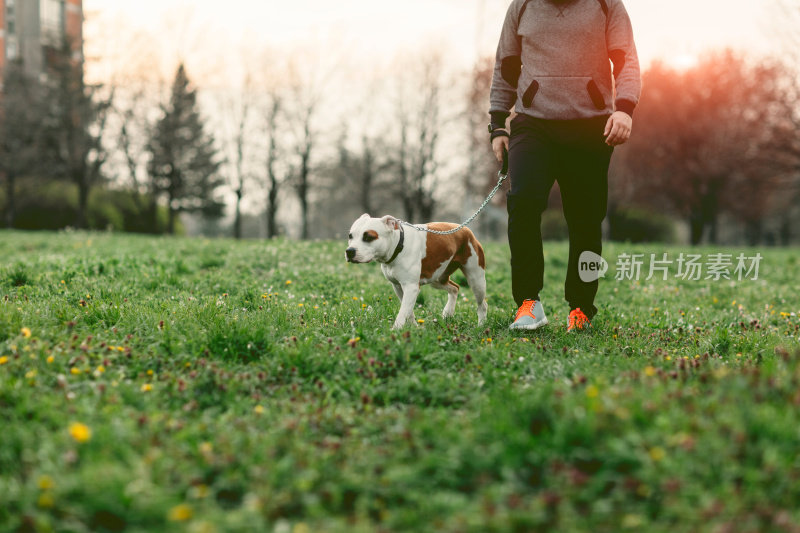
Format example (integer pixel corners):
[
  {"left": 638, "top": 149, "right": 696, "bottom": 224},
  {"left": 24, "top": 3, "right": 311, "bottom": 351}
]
[
  {"left": 298, "top": 303, "right": 304, "bottom": 307},
  {"left": 167, "top": 503, "right": 193, "bottom": 521},
  {"left": 96, "top": 365, "right": 105, "bottom": 373},
  {"left": 147, "top": 369, "right": 154, "bottom": 376},
  {"left": 254, "top": 405, "right": 265, "bottom": 414},
  {"left": 649, "top": 446, "right": 666, "bottom": 462},
  {"left": 21, "top": 327, "right": 32, "bottom": 338},
  {"left": 141, "top": 383, "right": 152, "bottom": 392},
  {"left": 25, "top": 370, "right": 37, "bottom": 379},
  {"left": 644, "top": 366, "right": 656, "bottom": 377},
  {"left": 0, "top": 356, "right": 8, "bottom": 365},
  {"left": 417, "top": 319, "right": 425, "bottom": 324},
  {"left": 70, "top": 367, "right": 81, "bottom": 375},
  {"left": 585, "top": 385, "right": 599, "bottom": 398},
  {"left": 47, "top": 355, "right": 55, "bottom": 364},
  {"left": 37, "top": 492, "right": 55, "bottom": 509},
  {"left": 285, "top": 280, "right": 292, "bottom": 285},
  {"left": 38, "top": 475, "right": 55, "bottom": 490},
  {"left": 69, "top": 422, "right": 92, "bottom": 443}
]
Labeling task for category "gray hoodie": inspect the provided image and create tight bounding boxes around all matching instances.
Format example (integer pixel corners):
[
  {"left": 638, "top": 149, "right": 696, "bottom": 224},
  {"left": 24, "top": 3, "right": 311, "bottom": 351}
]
[{"left": 489, "top": 0, "right": 641, "bottom": 123}]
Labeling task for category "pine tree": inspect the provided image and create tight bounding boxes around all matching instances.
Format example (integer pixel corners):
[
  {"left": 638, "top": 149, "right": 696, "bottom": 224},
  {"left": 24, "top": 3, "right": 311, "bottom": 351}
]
[{"left": 147, "top": 64, "right": 223, "bottom": 234}]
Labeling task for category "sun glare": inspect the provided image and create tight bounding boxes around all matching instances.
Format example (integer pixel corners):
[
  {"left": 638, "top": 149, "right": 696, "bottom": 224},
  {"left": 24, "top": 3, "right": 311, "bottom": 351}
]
[{"left": 669, "top": 53, "right": 699, "bottom": 71}]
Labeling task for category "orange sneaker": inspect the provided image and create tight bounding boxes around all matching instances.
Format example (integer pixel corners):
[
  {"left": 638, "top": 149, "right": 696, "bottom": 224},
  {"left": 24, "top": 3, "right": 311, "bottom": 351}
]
[
  {"left": 509, "top": 299, "right": 548, "bottom": 330},
  {"left": 567, "top": 308, "right": 591, "bottom": 332}
]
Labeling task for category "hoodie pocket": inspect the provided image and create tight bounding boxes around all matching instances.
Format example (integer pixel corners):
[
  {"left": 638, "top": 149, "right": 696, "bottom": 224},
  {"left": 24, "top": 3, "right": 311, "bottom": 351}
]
[
  {"left": 522, "top": 80, "right": 540, "bottom": 107},
  {"left": 586, "top": 79, "right": 606, "bottom": 110},
  {"left": 518, "top": 75, "right": 610, "bottom": 116}
]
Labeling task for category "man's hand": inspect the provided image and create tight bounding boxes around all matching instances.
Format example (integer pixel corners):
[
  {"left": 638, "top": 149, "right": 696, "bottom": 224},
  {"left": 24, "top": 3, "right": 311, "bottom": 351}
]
[
  {"left": 604, "top": 112, "right": 632, "bottom": 146},
  {"left": 492, "top": 134, "right": 509, "bottom": 163}
]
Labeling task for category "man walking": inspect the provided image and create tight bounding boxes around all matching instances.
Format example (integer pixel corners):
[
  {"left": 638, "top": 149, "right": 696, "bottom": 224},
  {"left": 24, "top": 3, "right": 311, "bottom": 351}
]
[{"left": 488, "top": 0, "right": 641, "bottom": 332}]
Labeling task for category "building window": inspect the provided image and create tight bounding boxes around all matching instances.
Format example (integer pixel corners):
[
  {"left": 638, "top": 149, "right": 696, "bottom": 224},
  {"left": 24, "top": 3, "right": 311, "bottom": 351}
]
[
  {"left": 6, "top": 0, "right": 16, "bottom": 35},
  {"left": 40, "top": 0, "right": 65, "bottom": 45},
  {"left": 7, "top": 38, "right": 19, "bottom": 60}
]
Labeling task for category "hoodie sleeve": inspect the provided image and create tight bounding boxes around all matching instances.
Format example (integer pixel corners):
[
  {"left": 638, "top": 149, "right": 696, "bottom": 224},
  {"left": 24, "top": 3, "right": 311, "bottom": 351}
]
[
  {"left": 489, "top": 0, "right": 523, "bottom": 128},
  {"left": 606, "top": 0, "right": 641, "bottom": 117}
]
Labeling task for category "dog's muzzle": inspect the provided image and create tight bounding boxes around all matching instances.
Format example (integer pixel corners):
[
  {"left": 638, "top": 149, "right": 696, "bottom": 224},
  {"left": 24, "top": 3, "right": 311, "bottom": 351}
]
[{"left": 345, "top": 248, "right": 357, "bottom": 262}]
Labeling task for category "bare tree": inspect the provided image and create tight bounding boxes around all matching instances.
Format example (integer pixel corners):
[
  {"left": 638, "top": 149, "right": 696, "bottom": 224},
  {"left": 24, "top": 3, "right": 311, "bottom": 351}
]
[
  {"left": 263, "top": 94, "right": 284, "bottom": 239},
  {"left": 393, "top": 53, "right": 445, "bottom": 222},
  {"left": 46, "top": 39, "right": 113, "bottom": 229},
  {"left": 284, "top": 49, "right": 339, "bottom": 239},
  {"left": 218, "top": 76, "right": 254, "bottom": 239}
]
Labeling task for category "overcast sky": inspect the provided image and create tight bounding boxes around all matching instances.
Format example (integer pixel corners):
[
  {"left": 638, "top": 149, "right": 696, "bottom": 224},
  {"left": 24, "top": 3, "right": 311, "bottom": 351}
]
[{"left": 83, "top": 0, "right": 779, "bottom": 85}]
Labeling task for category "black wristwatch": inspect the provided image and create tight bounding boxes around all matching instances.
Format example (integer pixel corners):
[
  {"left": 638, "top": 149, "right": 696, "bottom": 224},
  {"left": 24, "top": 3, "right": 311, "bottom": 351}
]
[{"left": 488, "top": 123, "right": 509, "bottom": 142}]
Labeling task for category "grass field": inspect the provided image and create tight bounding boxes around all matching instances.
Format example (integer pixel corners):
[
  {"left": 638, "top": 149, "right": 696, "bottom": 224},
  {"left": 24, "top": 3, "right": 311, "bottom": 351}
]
[{"left": 1, "top": 230, "right": 799, "bottom": 532}]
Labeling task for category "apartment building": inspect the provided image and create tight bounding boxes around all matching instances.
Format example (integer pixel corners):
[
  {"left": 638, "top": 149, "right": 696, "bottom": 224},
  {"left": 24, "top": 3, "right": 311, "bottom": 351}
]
[{"left": 0, "top": 0, "right": 82, "bottom": 82}]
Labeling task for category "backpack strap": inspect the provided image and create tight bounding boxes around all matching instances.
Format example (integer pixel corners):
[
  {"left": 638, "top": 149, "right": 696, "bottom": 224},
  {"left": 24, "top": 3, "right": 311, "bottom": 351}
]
[{"left": 596, "top": 0, "right": 608, "bottom": 18}]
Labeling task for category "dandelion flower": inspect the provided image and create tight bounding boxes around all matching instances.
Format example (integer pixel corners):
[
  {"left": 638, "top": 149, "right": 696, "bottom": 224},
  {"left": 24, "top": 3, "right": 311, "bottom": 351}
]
[
  {"left": 37, "top": 492, "right": 55, "bottom": 509},
  {"left": 68, "top": 422, "right": 92, "bottom": 443},
  {"left": 141, "top": 384, "right": 152, "bottom": 392},
  {"left": 70, "top": 367, "right": 81, "bottom": 375},
  {"left": 649, "top": 446, "right": 666, "bottom": 462},
  {"left": 0, "top": 356, "right": 8, "bottom": 365},
  {"left": 167, "top": 504, "right": 193, "bottom": 522},
  {"left": 254, "top": 405, "right": 264, "bottom": 414},
  {"left": 38, "top": 475, "right": 55, "bottom": 490},
  {"left": 21, "top": 327, "right": 32, "bottom": 338},
  {"left": 644, "top": 366, "right": 656, "bottom": 377},
  {"left": 285, "top": 280, "right": 292, "bottom": 285},
  {"left": 585, "top": 385, "right": 599, "bottom": 398},
  {"left": 47, "top": 355, "right": 55, "bottom": 364}
]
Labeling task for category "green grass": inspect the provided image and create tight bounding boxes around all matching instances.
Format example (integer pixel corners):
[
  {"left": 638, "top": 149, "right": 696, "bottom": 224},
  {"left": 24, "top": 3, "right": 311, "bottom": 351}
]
[{"left": 1, "top": 230, "right": 798, "bottom": 532}]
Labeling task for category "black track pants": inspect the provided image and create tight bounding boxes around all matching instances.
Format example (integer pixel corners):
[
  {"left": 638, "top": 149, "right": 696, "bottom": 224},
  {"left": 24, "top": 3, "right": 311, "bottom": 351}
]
[{"left": 506, "top": 113, "right": 613, "bottom": 319}]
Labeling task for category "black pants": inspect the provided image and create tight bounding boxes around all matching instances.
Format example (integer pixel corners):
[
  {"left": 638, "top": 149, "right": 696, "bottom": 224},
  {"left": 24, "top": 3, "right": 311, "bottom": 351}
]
[{"left": 506, "top": 113, "right": 613, "bottom": 319}]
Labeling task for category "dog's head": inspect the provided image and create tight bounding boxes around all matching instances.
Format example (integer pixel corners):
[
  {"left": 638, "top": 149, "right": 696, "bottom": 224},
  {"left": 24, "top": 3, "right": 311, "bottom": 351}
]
[{"left": 345, "top": 214, "right": 401, "bottom": 263}]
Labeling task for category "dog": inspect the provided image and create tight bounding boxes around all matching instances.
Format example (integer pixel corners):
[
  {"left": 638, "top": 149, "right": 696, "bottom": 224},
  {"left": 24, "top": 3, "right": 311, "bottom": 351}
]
[{"left": 345, "top": 214, "right": 488, "bottom": 329}]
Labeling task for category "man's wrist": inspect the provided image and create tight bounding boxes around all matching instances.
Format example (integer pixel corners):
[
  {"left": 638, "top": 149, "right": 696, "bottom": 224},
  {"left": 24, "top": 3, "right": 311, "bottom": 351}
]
[
  {"left": 490, "top": 129, "right": 509, "bottom": 142},
  {"left": 614, "top": 98, "right": 636, "bottom": 118},
  {"left": 489, "top": 111, "right": 509, "bottom": 131}
]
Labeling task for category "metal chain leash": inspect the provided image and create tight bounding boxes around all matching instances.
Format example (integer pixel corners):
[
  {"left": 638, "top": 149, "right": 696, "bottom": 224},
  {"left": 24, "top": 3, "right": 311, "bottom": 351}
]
[{"left": 398, "top": 151, "right": 510, "bottom": 235}]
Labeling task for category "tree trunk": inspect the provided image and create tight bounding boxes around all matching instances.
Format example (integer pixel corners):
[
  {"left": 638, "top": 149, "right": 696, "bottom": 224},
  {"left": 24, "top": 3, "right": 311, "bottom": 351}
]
[
  {"left": 167, "top": 191, "right": 176, "bottom": 235},
  {"left": 76, "top": 176, "right": 89, "bottom": 229},
  {"left": 4, "top": 171, "right": 15, "bottom": 228},
  {"left": 233, "top": 188, "right": 243, "bottom": 239},
  {"left": 780, "top": 216, "right": 791, "bottom": 246},
  {"left": 745, "top": 219, "right": 762, "bottom": 246},
  {"left": 689, "top": 212, "right": 704, "bottom": 246},
  {"left": 299, "top": 186, "right": 309, "bottom": 239},
  {"left": 299, "top": 147, "right": 311, "bottom": 240},
  {"left": 267, "top": 180, "right": 279, "bottom": 239}
]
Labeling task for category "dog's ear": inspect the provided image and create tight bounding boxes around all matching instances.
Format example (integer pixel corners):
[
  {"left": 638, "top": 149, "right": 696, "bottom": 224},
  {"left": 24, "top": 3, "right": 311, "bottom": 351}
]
[
  {"left": 358, "top": 213, "right": 370, "bottom": 221},
  {"left": 381, "top": 215, "right": 399, "bottom": 230}
]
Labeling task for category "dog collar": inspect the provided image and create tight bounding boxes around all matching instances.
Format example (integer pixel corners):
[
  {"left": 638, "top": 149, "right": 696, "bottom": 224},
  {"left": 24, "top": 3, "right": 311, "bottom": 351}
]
[{"left": 386, "top": 226, "right": 405, "bottom": 264}]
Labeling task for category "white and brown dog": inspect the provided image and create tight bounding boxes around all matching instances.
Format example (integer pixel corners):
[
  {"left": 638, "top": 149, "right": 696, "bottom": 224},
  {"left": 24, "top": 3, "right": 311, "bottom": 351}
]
[{"left": 345, "top": 214, "right": 488, "bottom": 329}]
